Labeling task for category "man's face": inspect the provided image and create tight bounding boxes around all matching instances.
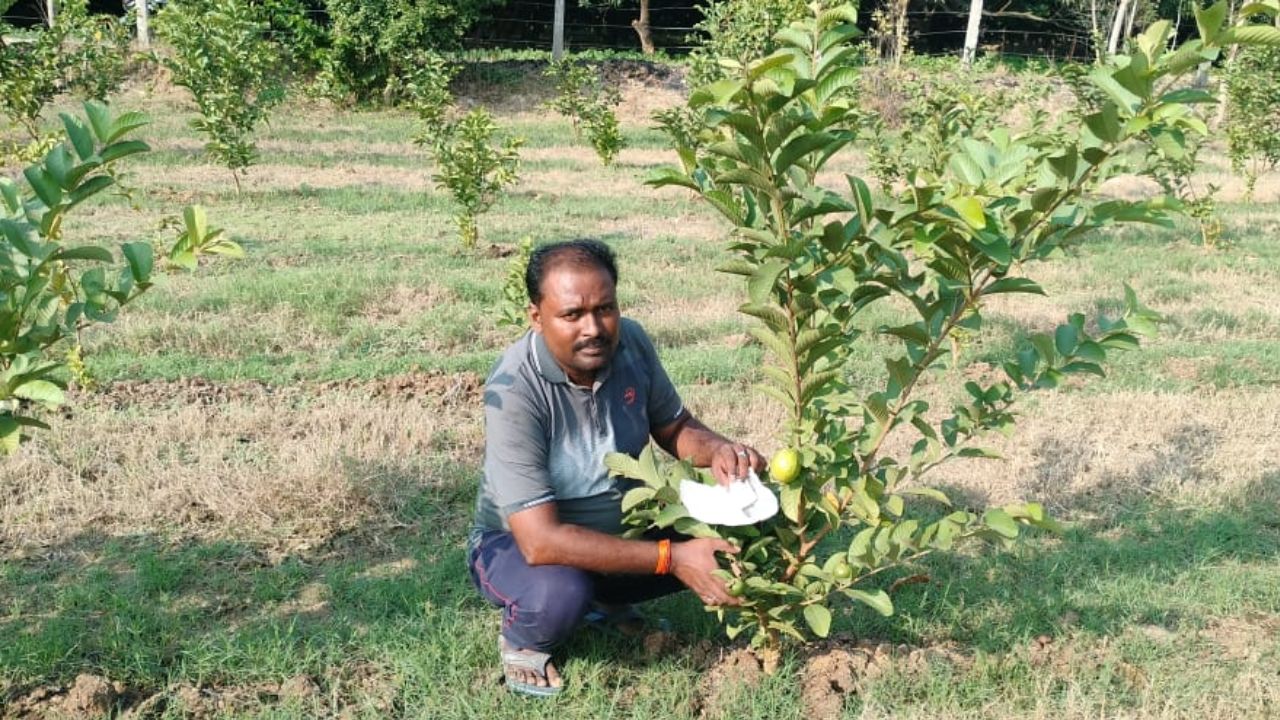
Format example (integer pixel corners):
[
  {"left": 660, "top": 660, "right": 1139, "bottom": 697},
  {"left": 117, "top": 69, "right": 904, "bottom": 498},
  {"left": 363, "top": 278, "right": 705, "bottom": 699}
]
[{"left": 528, "top": 264, "right": 621, "bottom": 386}]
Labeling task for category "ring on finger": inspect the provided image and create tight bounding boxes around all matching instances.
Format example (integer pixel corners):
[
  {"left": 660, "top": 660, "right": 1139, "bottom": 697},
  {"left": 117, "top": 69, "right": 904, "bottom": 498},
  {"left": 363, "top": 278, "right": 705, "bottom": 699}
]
[{"left": 735, "top": 449, "right": 747, "bottom": 457}]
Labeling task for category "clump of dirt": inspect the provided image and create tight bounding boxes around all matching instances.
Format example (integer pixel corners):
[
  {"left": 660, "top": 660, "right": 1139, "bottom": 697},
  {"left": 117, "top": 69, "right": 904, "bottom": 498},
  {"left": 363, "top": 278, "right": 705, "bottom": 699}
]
[
  {"left": 693, "top": 646, "right": 763, "bottom": 719},
  {"left": 801, "top": 643, "right": 873, "bottom": 720},
  {"left": 691, "top": 638, "right": 971, "bottom": 720},
  {"left": 324, "top": 662, "right": 399, "bottom": 719},
  {"left": 317, "top": 371, "right": 484, "bottom": 405},
  {"left": 8, "top": 674, "right": 121, "bottom": 719},
  {"left": 642, "top": 629, "right": 680, "bottom": 659},
  {"left": 798, "top": 639, "right": 966, "bottom": 720},
  {"left": 90, "top": 370, "right": 484, "bottom": 410}
]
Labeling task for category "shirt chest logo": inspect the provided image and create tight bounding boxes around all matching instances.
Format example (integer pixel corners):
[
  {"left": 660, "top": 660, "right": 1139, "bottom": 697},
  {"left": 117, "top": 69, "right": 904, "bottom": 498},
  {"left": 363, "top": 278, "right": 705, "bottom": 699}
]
[{"left": 623, "top": 387, "right": 637, "bottom": 406}]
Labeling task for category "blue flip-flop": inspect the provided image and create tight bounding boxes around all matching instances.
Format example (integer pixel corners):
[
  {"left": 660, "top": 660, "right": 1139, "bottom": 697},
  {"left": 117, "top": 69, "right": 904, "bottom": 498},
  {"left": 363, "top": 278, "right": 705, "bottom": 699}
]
[{"left": 500, "top": 638, "right": 562, "bottom": 698}]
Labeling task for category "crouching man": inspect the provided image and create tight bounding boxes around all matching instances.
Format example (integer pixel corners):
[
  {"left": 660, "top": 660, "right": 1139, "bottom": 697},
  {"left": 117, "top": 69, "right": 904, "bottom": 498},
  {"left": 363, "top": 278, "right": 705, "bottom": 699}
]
[{"left": 467, "top": 239, "right": 766, "bottom": 697}]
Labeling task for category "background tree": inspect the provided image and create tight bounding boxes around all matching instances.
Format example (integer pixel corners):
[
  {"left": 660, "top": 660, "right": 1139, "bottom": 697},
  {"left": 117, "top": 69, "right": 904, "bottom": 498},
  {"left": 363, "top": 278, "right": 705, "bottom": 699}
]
[
  {"left": 0, "top": 0, "right": 129, "bottom": 147},
  {"left": 579, "top": 0, "right": 657, "bottom": 54},
  {"left": 321, "top": 0, "right": 501, "bottom": 103},
  {"left": 154, "top": 0, "right": 287, "bottom": 193},
  {"left": 687, "top": 0, "right": 809, "bottom": 86}
]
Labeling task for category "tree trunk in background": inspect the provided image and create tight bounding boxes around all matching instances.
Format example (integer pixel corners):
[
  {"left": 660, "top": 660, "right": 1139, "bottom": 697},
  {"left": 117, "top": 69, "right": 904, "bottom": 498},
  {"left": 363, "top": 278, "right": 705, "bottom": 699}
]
[
  {"left": 552, "top": 0, "right": 565, "bottom": 60},
  {"left": 631, "top": 0, "right": 654, "bottom": 54},
  {"left": 1090, "top": 0, "right": 1101, "bottom": 61},
  {"left": 893, "top": 0, "right": 908, "bottom": 66},
  {"left": 1107, "top": 0, "right": 1132, "bottom": 56},
  {"left": 962, "top": 0, "right": 984, "bottom": 66},
  {"left": 137, "top": 0, "right": 151, "bottom": 50},
  {"left": 45, "top": 0, "right": 56, "bottom": 26},
  {"left": 1214, "top": 0, "right": 1242, "bottom": 126},
  {"left": 1123, "top": 0, "right": 1139, "bottom": 44}
]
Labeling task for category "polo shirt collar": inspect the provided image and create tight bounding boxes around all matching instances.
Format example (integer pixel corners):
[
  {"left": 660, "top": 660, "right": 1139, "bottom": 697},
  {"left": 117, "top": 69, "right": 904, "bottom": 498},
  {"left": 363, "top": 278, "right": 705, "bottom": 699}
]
[{"left": 531, "top": 330, "right": 625, "bottom": 389}]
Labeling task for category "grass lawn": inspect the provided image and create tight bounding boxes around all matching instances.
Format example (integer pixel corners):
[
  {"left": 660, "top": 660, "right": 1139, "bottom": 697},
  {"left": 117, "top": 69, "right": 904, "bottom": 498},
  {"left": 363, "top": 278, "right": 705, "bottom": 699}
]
[{"left": 2, "top": 65, "right": 1280, "bottom": 719}]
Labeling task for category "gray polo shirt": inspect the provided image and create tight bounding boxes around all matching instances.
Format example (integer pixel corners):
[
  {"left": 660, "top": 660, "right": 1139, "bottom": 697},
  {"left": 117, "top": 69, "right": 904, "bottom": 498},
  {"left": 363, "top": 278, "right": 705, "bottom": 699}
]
[{"left": 472, "top": 317, "right": 685, "bottom": 536}]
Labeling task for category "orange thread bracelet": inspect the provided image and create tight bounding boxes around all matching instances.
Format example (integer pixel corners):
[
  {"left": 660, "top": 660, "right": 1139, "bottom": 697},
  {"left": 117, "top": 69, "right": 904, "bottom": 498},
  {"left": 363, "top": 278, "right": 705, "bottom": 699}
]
[{"left": 655, "top": 539, "right": 672, "bottom": 575}]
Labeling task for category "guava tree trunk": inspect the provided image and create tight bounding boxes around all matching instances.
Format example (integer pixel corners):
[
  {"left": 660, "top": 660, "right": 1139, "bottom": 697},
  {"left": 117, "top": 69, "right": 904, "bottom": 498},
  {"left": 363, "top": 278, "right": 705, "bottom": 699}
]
[{"left": 631, "top": 0, "right": 655, "bottom": 55}]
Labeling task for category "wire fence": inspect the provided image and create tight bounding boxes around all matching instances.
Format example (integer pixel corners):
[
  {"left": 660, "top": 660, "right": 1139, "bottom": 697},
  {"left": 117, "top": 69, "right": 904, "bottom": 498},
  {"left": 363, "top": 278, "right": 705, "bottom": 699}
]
[
  {"left": 2, "top": 2, "right": 1101, "bottom": 62},
  {"left": 463, "top": 19, "right": 1099, "bottom": 61}
]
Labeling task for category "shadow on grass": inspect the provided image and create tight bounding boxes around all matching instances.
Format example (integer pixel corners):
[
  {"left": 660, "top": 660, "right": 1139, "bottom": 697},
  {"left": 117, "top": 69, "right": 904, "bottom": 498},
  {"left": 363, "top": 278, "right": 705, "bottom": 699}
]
[
  {"left": 4, "top": 450, "right": 1280, "bottom": 710},
  {"left": 839, "top": 468, "right": 1280, "bottom": 652}
]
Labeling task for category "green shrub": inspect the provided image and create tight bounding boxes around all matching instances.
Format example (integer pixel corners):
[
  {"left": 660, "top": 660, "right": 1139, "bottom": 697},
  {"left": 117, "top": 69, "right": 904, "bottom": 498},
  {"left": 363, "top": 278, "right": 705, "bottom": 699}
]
[
  {"left": 322, "top": 0, "right": 498, "bottom": 104},
  {"left": 60, "top": 1, "right": 133, "bottom": 102},
  {"left": 686, "top": 0, "right": 809, "bottom": 87},
  {"left": 427, "top": 109, "right": 523, "bottom": 249},
  {"left": 496, "top": 237, "right": 534, "bottom": 331},
  {"left": 544, "top": 60, "right": 626, "bottom": 166},
  {"left": 255, "top": 0, "right": 330, "bottom": 78},
  {"left": 0, "top": 0, "right": 129, "bottom": 144},
  {"left": 155, "top": 0, "right": 287, "bottom": 192},
  {"left": 406, "top": 52, "right": 459, "bottom": 147},
  {"left": 1226, "top": 44, "right": 1280, "bottom": 199},
  {"left": 0, "top": 101, "right": 241, "bottom": 454}
]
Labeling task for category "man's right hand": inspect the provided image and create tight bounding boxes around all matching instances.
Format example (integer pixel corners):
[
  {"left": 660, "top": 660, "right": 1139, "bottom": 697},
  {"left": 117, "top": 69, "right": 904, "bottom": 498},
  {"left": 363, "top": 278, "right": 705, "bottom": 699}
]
[{"left": 671, "top": 538, "right": 742, "bottom": 606}]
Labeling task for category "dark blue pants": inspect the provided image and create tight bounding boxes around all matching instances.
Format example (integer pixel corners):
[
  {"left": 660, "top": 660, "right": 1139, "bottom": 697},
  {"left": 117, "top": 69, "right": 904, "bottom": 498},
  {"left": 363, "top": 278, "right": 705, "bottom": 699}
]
[{"left": 468, "top": 530, "right": 685, "bottom": 651}]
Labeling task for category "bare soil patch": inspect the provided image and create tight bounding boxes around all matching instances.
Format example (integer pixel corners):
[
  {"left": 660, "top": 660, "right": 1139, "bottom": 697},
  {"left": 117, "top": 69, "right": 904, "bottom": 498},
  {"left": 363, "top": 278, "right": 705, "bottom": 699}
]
[
  {"left": 690, "top": 638, "right": 970, "bottom": 720},
  {"left": 800, "top": 639, "right": 972, "bottom": 720},
  {"left": 693, "top": 646, "right": 764, "bottom": 719},
  {"left": 7, "top": 674, "right": 123, "bottom": 719},
  {"left": 453, "top": 59, "right": 686, "bottom": 121},
  {"left": 1202, "top": 613, "right": 1280, "bottom": 662}
]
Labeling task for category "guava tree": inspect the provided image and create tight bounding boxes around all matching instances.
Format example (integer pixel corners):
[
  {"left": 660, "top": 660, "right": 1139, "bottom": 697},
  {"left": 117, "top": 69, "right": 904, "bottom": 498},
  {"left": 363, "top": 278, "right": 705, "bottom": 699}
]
[
  {"left": 154, "top": 0, "right": 286, "bottom": 193},
  {"left": 1, "top": 101, "right": 241, "bottom": 453},
  {"left": 1225, "top": 0, "right": 1280, "bottom": 199},
  {"left": 609, "top": 1, "right": 1280, "bottom": 649}
]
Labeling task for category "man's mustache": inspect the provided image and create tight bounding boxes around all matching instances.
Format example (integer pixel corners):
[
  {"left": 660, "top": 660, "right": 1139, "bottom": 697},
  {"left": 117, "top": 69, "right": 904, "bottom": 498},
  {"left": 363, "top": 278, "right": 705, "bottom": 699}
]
[{"left": 574, "top": 337, "right": 611, "bottom": 352}]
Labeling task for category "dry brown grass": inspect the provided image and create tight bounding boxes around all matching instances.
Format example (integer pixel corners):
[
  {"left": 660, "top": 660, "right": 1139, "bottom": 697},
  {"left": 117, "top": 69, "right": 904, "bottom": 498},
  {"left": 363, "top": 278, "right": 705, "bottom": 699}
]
[
  {"left": 1099, "top": 165, "right": 1280, "bottom": 204},
  {"left": 922, "top": 388, "right": 1280, "bottom": 512},
  {"left": 8, "top": 370, "right": 1270, "bottom": 556},
  {"left": 137, "top": 162, "right": 433, "bottom": 193},
  {"left": 0, "top": 374, "right": 483, "bottom": 554}
]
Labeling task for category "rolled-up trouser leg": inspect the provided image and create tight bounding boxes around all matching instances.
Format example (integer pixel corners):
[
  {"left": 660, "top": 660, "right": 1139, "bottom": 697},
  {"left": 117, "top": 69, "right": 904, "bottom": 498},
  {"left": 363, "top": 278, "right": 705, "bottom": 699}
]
[{"left": 469, "top": 530, "right": 593, "bottom": 652}]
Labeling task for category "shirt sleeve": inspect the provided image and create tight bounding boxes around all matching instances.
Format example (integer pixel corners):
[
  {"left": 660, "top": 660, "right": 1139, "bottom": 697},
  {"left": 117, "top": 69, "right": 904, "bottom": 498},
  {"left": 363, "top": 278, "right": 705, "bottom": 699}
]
[
  {"left": 628, "top": 320, "right": 685, "bottom": 430},
  {"left": 482, "top": 383, "right": 555, "bottom": 520}
]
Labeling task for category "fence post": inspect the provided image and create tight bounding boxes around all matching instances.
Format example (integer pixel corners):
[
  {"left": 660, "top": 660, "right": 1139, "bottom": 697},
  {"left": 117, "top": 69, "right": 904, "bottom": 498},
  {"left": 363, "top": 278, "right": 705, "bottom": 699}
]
[
  {"left": 137, "top": 0, "right": 151, "bottom": 50},
  {"left": 553, "top": 0, "right": 565, "bottom": 60},
  {"left": 962, "top": 0, "right": 984, "bottom": 66}
]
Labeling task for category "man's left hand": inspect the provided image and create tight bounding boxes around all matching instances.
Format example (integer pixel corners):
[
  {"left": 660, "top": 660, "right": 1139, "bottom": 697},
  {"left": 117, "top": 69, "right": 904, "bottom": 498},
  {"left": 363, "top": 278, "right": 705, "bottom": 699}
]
[{"left": 710, "top": 441, "right": 766, "bottom": 486}]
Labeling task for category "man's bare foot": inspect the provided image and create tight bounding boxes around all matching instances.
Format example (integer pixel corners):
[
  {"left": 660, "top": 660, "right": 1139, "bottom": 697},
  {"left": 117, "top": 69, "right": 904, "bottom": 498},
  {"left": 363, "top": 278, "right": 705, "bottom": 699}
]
[{"left": 500, "top": 637, "right": 562, "bottom": 693}]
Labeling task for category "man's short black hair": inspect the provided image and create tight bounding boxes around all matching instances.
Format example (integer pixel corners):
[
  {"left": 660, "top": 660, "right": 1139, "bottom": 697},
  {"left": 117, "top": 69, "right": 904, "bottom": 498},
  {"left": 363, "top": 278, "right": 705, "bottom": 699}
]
[{"left": 525, "top": 238, "right": 619, "bottom": 305}]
